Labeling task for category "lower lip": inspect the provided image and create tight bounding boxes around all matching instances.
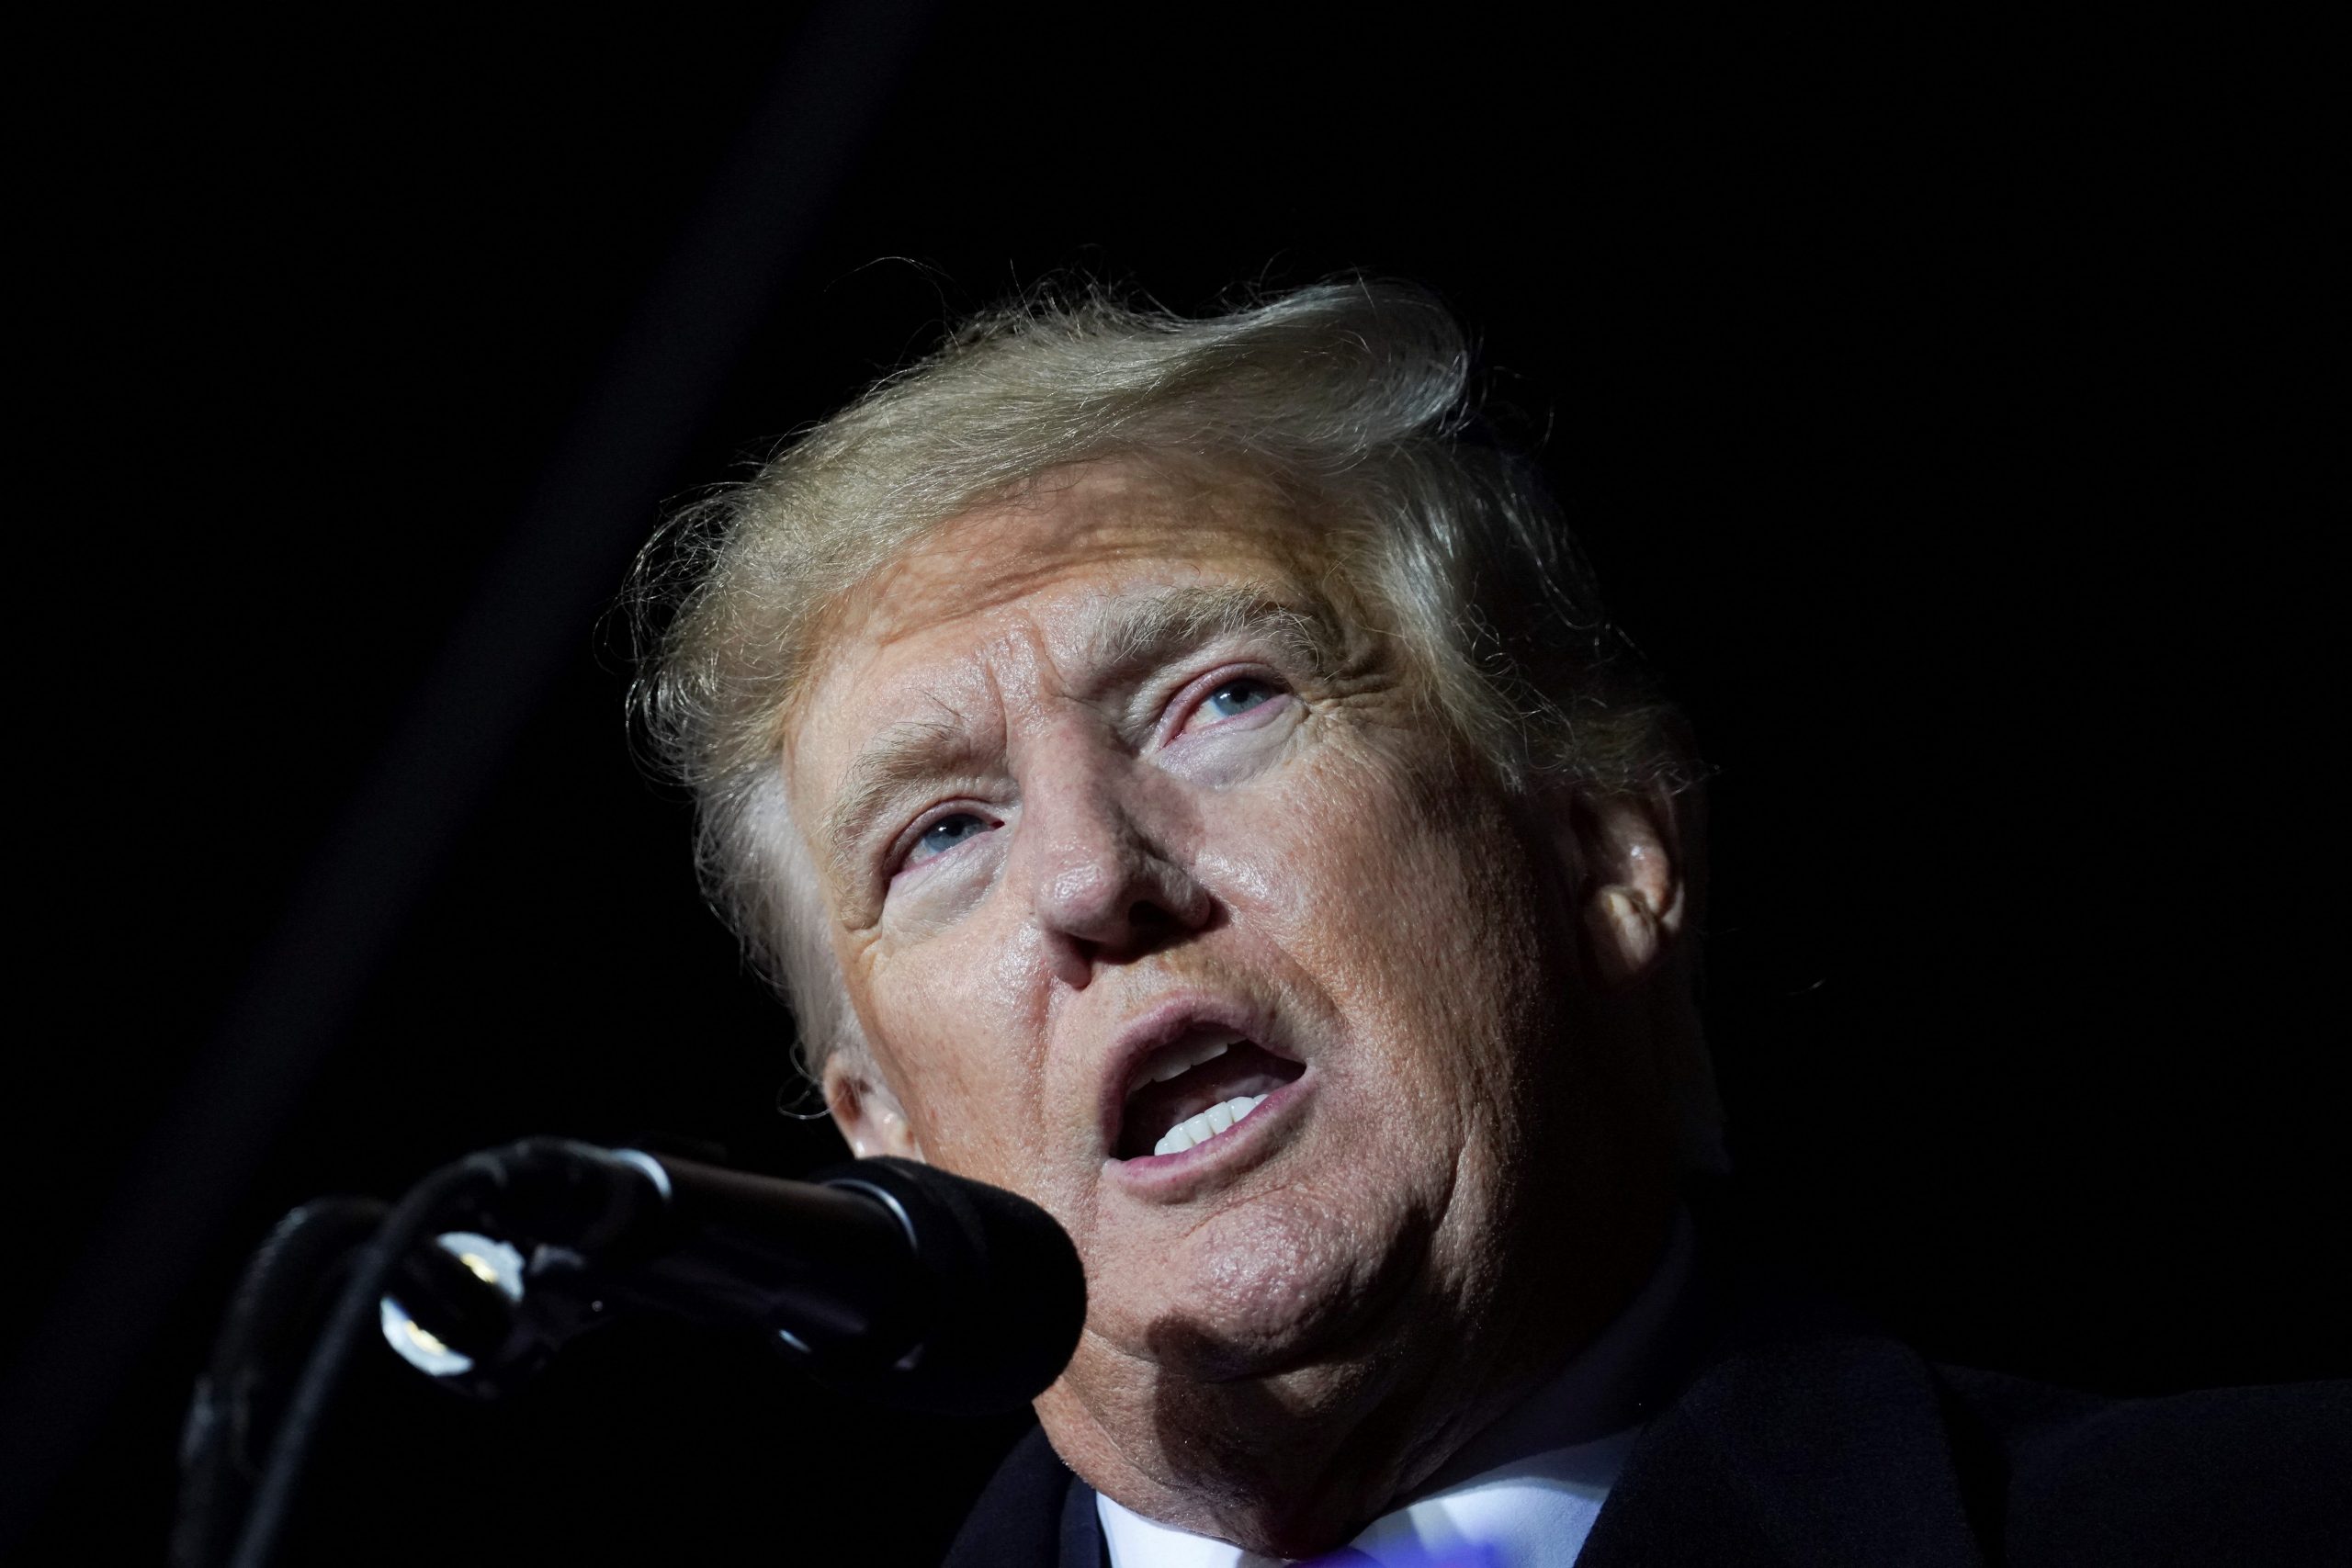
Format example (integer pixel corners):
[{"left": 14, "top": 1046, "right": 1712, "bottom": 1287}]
[{"left": 1106, "top": 1072, "right": 1313, "bottom": 1199}]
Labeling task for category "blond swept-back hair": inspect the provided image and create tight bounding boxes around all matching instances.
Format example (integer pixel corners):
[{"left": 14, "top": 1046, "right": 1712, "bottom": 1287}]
[{"left": 630, "top": 280, "right": 1717, "bottom": 1161}]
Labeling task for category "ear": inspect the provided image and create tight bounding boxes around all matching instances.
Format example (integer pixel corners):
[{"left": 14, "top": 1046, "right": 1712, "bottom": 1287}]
[
  {"left": 1566, "top": 790, "right": 1687, "bottom": 991},
  {"left": 822, "top": 1056, "right": 927, "bottom": 1161}
]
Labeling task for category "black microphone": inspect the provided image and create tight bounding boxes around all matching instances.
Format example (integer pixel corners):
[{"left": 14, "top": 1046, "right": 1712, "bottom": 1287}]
[{"left": 377, "top": 1139, "right": 1086, "bottom": 1416}]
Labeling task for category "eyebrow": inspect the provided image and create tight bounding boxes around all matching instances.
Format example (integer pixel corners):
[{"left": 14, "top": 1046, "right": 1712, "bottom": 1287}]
[
  {"left": 815, "top": 585, "right": 1344, "bottom": 892},
  {"left": 1095, "top": 584, "right": 1338, "bottom": 693}
]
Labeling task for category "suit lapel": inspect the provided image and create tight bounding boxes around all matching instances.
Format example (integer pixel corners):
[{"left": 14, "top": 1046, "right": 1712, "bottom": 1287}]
[
  {"left": 1581, "top": 1335, "right": 1987, "bottom": 1568},
  {"left": 942, "top": 1426, "right": 1088, "bottom": 1568},
  {"left": 1060, "top": 1474, "right": 1109, "bottom": 1568}
]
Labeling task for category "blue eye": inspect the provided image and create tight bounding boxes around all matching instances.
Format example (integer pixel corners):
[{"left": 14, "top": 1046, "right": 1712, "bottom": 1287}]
[
  {"left": 907, "top": 812, "right": 990, "bottom": 868},
  {"left": 1202, "top": 679, "right": 1276, "bottom": 720}
]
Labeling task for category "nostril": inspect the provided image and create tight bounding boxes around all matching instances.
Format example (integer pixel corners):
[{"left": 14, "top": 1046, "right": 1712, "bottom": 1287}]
[{"left": 1129, "top": 900, "right": 1174, "bottom": 931}]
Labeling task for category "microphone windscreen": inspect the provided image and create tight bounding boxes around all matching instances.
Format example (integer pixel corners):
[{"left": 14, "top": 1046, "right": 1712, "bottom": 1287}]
[{"left": 808, "top": 1157, "right": 1087, "bottom": 1416}]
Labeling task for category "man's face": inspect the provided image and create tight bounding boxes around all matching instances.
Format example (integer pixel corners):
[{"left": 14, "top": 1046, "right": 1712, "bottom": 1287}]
[{"left": 788, "top": 460, "right": 1660, "bottom": 1442}]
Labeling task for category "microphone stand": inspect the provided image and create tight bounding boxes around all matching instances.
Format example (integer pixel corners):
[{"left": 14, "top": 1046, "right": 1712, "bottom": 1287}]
[
  {"left": 184, "top": 1145, "right": 537, "bottom": 1568},
  {"left": 172, "top": 1196, "right": 387, "bottom": 1568}
]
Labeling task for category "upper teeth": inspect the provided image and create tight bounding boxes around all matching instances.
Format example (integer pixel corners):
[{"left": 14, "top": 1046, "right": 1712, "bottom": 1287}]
[
  {"left": 1145, "top": 1035, "right": 1234, "bottom": 1085},
  {"left": 1153, "top": 1093, "right": 1270, "bottom": 1157}
]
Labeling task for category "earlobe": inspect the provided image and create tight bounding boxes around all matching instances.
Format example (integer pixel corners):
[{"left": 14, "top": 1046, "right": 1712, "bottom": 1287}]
[
  {"left": 822, "top": 1061, "right": 926, "bottom": 1162},
  {"left": 1589, "top": 885, "right": 1660, "bottom": 988}
]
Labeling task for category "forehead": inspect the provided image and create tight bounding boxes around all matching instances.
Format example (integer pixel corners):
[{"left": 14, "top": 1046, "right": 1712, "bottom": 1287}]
[
  {"left": 788, "top": 461, "right": 1334, "bottom": 761},
  {"left": 842, "top": 461, "right": 1321, "bottom": 645}
]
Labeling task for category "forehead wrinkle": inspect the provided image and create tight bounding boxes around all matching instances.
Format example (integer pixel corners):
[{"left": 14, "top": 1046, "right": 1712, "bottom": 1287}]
[
  {"left": 840, "top": 483, "right": 1245, "bottom": 661},
  {"left": 832, "top": 458, "right": 1324, "bottom": 662}
]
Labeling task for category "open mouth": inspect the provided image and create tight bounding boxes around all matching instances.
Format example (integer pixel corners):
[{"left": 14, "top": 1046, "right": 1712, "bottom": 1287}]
[{"left": 1114, "top": 1028, "right": 1306, "bottom": 1161}]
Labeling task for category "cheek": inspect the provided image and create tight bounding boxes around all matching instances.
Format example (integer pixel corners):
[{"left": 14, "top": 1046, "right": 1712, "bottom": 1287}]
[
  {"left": 850, "top": 931, "right": 1055, "bottom": 1189},
  {"left": 1270, "top": 742, "right": 1543, "bottom": 964},
  {"left": 1220, "top": 748, "right": 1556, "bottom": 1086}
]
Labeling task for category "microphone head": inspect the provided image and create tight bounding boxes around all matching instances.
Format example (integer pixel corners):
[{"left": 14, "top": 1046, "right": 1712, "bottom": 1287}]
[{"left": 800, "top": 1157, "right": 1087, "bottom": 1416}]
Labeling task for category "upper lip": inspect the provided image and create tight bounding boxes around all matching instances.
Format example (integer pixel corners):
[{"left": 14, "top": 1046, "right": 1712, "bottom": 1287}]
[{"left": 1095, "top": 989, "right": 1298, "bottom": 1156}]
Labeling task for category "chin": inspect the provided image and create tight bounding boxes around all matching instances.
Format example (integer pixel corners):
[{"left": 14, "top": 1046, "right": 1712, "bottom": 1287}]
[{"left": 1115, "top": 1185, "right": 1433, "bottom": 1384}]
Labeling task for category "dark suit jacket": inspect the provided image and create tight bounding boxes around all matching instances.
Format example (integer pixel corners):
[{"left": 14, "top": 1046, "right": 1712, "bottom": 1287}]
[{"left": 942, "top": 1301, "right": 2348, "bottom": 1565}]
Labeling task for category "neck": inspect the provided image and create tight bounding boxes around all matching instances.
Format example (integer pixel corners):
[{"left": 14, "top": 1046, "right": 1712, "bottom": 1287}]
[{"left": 1039, "top": 1191, "right": 1678, "bottom": 1559}]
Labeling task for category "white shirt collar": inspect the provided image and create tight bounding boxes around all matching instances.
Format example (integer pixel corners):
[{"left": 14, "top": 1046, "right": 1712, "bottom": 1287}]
[{"left": 1097, "top": 1209, "right": 1696, "bottom": 1567}]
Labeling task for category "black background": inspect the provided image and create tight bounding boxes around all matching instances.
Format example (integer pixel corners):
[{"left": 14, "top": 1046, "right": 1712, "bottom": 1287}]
[{"left": 7, "top": 10, "right": 2341, "bottom": 1564}]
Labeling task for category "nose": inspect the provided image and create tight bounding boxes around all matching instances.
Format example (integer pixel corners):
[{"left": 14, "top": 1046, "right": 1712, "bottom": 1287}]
[{"left": 1017, "top": 763, "right": 1212, "bottom": 983}]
